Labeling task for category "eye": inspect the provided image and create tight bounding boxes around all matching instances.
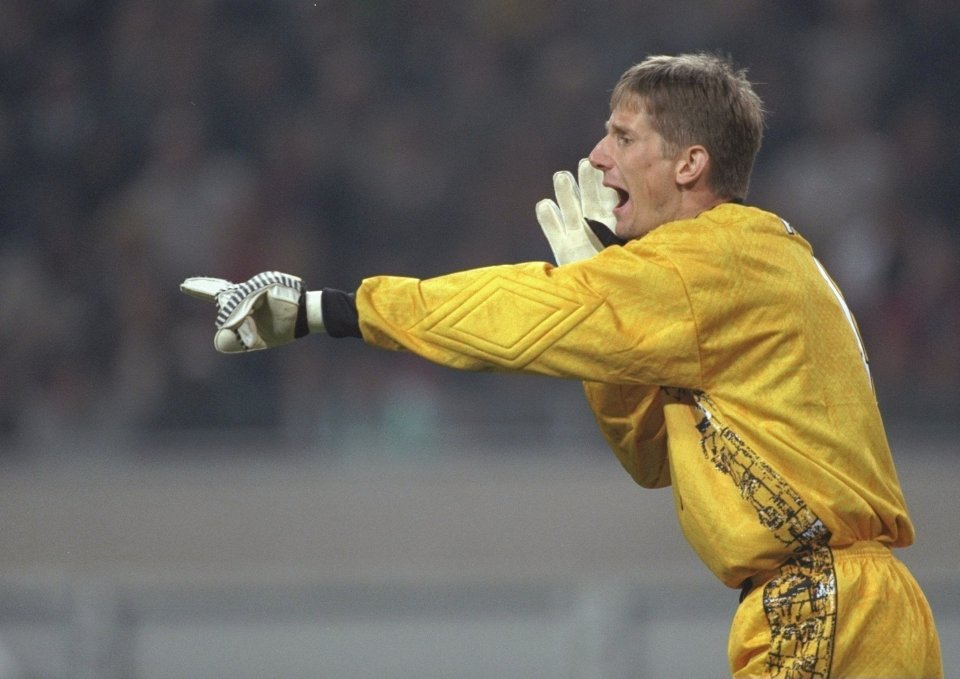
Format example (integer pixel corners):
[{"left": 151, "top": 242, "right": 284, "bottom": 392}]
[{"left": 615, "top": 133, "right": 631, "bottom": 147}]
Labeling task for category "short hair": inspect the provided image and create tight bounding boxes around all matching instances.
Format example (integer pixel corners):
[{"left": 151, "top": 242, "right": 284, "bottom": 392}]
[{"left": 610, "top": 53, "right": 765, "bottom": 200}]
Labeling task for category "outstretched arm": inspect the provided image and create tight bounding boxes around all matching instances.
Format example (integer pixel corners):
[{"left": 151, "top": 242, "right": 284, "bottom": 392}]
[{"left": 182, "top": 251, "right": 699, "bottom": 387}]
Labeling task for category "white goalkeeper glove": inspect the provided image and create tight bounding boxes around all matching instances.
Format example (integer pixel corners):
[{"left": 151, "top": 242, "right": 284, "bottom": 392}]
[
  {"left": 535, "top": 158, "right": 625, "bottom": 265},
  {"left": 180, "top": 271, "right": 325, "bottom": 353}
]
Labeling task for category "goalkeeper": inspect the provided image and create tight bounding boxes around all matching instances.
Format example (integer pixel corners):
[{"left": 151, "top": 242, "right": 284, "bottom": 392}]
[{"left": 183, "top": 53, "right": 942, "bottom": 677}]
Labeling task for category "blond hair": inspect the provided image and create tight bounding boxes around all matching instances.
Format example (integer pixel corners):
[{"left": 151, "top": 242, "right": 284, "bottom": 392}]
[{"left": 611, "top": 53, "right": 765, "bottom": 200}]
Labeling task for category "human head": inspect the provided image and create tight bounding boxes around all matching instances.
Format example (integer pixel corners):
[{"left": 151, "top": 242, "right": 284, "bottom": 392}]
[{"left": 609, "top": 52, "right": 765, "bottom": 202}]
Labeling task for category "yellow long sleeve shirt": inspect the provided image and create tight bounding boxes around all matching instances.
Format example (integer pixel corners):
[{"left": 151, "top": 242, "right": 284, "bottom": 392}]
[{"left": 347, "top": 202, "right": 913, "bottom": 588}]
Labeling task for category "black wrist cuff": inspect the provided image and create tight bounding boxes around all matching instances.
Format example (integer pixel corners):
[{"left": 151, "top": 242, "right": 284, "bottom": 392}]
[
  {"left": 294, "top": 290, "right": 310, "bottom": 339},
  {"left": 321, "top": 288, "right": 362, "bottom": 338}
]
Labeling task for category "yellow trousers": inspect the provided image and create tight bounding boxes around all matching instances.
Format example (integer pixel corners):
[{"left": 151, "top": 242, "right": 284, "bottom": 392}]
[{"left": 729, "top": 541, "right": 942, "bottom": 678}]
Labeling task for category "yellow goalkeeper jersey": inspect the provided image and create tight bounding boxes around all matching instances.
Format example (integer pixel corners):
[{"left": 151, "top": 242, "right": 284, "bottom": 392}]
[{"left": 353, "top": 202, "right": 913, "bottom": 588}]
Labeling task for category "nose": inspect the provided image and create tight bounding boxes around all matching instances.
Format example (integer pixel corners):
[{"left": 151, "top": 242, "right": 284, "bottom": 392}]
[{"left": 588, "top": 137, "right": 611, "bottom": 170}]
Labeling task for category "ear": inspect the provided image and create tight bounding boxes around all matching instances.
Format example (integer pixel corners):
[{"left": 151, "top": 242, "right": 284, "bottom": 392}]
[{"left": 674, "top": 145, "right": 709, "bottom": 188}]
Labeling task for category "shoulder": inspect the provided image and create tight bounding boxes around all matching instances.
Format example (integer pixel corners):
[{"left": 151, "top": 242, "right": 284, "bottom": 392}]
[
  {"left": 654, "top": 202, "right": 786, "bottom": 237},
  {"left": 629, "top": 203, "right": 810, "bottom": 255}
]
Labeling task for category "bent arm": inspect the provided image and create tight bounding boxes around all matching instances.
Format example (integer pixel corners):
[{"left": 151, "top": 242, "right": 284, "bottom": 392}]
[{"left": 583, "top": 382, "right": 670, "bottom": 488}]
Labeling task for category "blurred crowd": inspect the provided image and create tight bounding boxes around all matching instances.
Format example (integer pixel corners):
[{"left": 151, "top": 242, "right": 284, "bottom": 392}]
[{"left": 1, "top": 0, "right": 958, "bottom": 459}]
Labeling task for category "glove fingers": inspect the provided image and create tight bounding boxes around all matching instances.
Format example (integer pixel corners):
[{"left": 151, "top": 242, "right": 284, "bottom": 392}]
[
  {"left": 214, "top": 298, "right": 289, "bottom": 352},
  {"left": 536, "top": 198, "right": 574, "bottom": 265},
  {"left": 552, "top": 171, "right": 583, "bottom": 232},
  {"left": 577, "top": 158, "right": 600, "bottom": 194},
  {"left": 180, "top": 277, "right": 234, "bottom": 302},
  {"left": 218, "top": 288, "right": 269, "bottom": 330},
  {"left": 215, "top": 272, "right": 303, "bottom": 327},
  {"left": 237, "top": 316, "right": 266, "bottom": 350},
  {"left": 214, "top": 326, "right": 247, "bottom": 353},
  {"left": 187, "top": 271, "right": 305, "bottom": 353},
  {"left": 578, "top": 158, "right": 618, "bottom": 222},
  {"left": 536, "top": 198, "right": 563, "bottom": 237}
]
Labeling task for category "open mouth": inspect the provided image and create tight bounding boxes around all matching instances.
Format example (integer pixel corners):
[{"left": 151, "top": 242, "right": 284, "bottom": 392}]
[{"left": 614, "top": 188, "right": 629, "bottom": 209}]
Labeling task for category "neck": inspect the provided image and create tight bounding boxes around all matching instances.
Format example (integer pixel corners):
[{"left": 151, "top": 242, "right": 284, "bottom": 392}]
[{"left": 676, "top": 188, "right": 727, "bottom": 221}]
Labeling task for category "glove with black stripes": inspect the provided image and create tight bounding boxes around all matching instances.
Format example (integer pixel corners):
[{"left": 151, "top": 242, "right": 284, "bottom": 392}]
[{"left": 180, "top": 271, "right": 325, "bottom": 353}]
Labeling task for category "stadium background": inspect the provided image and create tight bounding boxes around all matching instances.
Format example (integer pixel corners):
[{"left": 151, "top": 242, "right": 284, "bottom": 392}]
[{"left": 0, "top": 1, "right": 957, "bottom": 676}]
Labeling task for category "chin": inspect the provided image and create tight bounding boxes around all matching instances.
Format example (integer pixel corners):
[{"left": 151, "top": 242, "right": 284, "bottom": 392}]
[{"left": 614, "top": 222, "right": 638, "bottom": 240}]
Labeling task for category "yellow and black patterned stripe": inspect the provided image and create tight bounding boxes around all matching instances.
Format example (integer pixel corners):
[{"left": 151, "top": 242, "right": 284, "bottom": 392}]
[{"left": 692, "top": 392, "right": 837, "bottom": 679}]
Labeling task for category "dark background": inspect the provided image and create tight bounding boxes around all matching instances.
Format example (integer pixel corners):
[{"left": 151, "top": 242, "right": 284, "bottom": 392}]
[{"left": 2, "top": 0, "right": 958, "bottom": 459}]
